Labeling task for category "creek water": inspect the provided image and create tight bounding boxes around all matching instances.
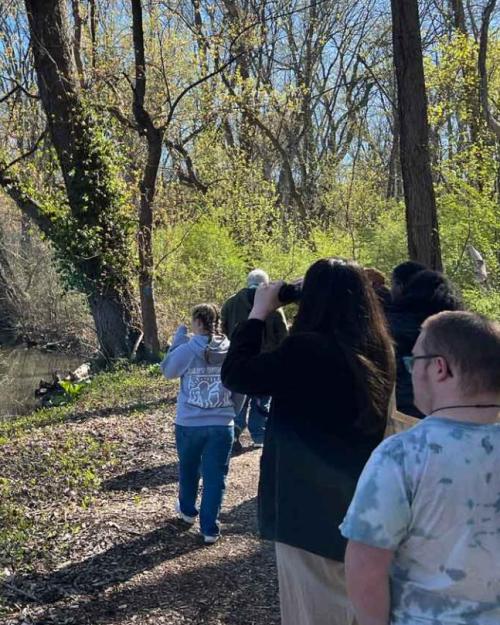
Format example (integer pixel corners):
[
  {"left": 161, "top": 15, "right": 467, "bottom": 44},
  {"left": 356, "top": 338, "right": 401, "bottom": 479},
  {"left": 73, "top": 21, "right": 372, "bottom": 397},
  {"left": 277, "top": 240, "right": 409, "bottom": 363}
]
[{"left": 0, "top": 345, "right": 83, "bottom": 418}]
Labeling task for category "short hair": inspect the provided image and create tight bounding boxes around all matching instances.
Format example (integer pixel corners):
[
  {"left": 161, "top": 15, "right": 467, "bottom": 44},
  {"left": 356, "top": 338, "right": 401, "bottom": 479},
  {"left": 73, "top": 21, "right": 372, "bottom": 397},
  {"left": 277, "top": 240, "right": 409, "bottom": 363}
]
[
  {"left": 422, "top": 311, "right": 500, "bottom": 395},
  {"left": 392, "top": 261, "right": 426, "bottom": 288},
  {"left": 247, "top": 269, "right": 269, "bottom": 288},
  {"left": 400, "top": 270, "right": 463, "bottom": 315}
]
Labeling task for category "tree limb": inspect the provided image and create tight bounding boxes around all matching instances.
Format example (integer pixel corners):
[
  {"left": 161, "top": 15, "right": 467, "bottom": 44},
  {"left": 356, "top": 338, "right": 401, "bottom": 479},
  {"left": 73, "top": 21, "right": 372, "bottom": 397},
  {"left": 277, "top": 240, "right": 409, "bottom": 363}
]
[
  {"left": 1, "top": 129, "right": 47, "bottom": 172},
  {"left": 162, "top": 52, "right": 245, "bottom": 131},
  {"left": 478, "top": 0, "right": 500, "bottom": 141}
]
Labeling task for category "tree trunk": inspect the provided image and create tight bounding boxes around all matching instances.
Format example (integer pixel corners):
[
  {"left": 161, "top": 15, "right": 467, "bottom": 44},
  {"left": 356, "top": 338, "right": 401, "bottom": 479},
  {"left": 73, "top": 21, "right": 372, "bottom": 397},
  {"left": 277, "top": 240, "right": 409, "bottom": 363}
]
[
  {"left": 387, "top": 96, "right": 402, "bottom": 199},
  {"left": 478, "top": 0, "right": 500, "bottom": 142},
  {"left": 131, "top": 0, "right": 161, "bottom": 359},
  {"left": 137, "top": 139, "right": 161, "bottom": 359},
  {"left": 88, "top": 287, "right": 139, "bottom": 360},
  {"left": 449, "top": 0, "right": 467, "bottom": 32},
  {"left": 391, "top": 0, "right": 443, "bottom": 270},
  {"left": 23, "top": 0, "right": 140, "bottom": 359}
]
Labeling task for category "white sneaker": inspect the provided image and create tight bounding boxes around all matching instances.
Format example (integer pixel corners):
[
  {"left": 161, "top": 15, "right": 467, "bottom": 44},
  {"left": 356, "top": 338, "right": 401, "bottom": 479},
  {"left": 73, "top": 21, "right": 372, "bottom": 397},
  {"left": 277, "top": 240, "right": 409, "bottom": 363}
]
[
  {"left": 203, "top": 534, "right": 220, "bottom": 545},
  {"left": 175, "top": 500, "right": 196, "bottom": 524}
]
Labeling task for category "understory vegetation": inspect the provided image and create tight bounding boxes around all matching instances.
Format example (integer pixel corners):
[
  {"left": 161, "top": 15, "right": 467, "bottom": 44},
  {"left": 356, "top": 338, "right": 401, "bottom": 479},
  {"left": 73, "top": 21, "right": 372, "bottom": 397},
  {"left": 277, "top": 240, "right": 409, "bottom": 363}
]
[{"left": 0, "top": 364, "right": 170, "bottom": 581}]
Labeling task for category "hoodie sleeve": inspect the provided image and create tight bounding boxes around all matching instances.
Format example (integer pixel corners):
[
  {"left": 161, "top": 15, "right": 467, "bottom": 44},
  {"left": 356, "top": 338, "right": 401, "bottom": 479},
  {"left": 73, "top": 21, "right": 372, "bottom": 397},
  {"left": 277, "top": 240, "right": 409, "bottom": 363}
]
[{"left": 160, "top": 325, "right": 194, "bottom": 379}]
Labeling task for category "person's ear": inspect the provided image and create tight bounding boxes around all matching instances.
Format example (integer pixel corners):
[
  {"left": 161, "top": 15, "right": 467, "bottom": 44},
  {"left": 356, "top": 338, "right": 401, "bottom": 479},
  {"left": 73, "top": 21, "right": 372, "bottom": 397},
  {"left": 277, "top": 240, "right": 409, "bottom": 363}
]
[{"left": 435, "top": 356, "right": 452, "bottom": 381}]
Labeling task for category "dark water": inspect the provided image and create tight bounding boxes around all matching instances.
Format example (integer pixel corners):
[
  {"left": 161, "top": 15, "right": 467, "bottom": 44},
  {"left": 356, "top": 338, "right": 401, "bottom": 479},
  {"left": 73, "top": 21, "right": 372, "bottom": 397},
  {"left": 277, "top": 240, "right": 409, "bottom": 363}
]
[{"left": 0, "top": 345, "right": 83, "bottom": 418}]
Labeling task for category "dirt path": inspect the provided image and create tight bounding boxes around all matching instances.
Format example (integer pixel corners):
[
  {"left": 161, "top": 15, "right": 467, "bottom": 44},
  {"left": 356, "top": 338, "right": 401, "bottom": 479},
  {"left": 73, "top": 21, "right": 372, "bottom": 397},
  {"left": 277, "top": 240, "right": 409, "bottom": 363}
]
[{"left": 2, "top": 399, "right": 280, "bottom": 625}]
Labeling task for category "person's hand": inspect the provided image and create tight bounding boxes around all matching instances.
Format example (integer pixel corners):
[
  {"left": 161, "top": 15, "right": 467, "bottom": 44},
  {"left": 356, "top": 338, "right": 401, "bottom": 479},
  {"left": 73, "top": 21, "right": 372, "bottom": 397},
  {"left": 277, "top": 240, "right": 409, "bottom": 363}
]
[
  {"left": 176, "top": 324, "right": 191, "bottom": 337},
  {"left": 249, "top": 281, "right": 284, "bottom": 321}
]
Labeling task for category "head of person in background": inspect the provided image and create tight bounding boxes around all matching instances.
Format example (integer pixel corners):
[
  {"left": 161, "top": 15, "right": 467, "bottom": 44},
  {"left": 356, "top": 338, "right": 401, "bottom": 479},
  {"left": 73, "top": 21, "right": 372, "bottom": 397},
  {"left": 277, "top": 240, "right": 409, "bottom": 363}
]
[
  {"left": 391, "top": 260, "right": 426, "bottom": 300},
  {"left": 396, "top": 269, "right": 463, "bottom": 316},
  {"left": 292, "top": 258, "right": 395, "bottom": 433},
  {"left": 247, "top": 268, "right": 269, "bottom": 289},
  {"left": 365, "top": 267, "right": 392, "bottom": 310},
  {"left": 411, "top": 310, "right": 500, "bottom": 417},
  {"left": 387, "top": 269, "right": 463, "bottom": 419}
]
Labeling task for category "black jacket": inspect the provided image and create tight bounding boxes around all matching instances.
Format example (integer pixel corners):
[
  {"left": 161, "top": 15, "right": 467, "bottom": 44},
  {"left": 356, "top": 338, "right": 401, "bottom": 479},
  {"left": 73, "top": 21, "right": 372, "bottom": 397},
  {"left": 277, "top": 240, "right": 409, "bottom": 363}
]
[
  {"left": 221, "top": 288, "right": 288, "bottom": 352},
  {"left": 221, "top": 319, "right": 385, "bottom": 561},
  {"left": 387, "top": 310, "right": 427, "bottom": 418}
]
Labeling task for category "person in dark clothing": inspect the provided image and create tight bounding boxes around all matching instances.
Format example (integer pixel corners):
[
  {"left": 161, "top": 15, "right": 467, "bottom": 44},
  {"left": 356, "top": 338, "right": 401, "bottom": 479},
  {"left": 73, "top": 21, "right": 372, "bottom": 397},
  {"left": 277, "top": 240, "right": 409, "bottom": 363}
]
[
  {"left": 387, "top": 269, "right": 463, "bottom": 418},
  {"left": 390, "top": 260, "right": 426, "bottom": 300},
  {"left": 221, "top": 269, "right": 288, "bottom": 450},
  {"left": 221, "top": 258, "right": 395, "bottom": 625}
]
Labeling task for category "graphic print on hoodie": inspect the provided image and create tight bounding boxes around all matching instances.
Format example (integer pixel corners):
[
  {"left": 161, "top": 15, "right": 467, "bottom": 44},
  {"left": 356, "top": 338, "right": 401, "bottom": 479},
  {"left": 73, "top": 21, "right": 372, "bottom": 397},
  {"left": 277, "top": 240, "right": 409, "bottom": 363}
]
[
  {"left": 186, "top": 365, "right": 232, "bottom": 409},
  {"left": 160, "top": 325, "right": 243, "bottom": 426}
]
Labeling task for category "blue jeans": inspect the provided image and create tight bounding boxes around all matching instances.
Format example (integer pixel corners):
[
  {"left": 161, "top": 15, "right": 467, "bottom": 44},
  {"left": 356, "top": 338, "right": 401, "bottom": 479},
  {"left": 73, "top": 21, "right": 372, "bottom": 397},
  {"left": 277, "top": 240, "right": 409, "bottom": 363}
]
[
  {"left": 234, "top": 395, "right": 271, "bottom": 445},
  {"left": 175, "top": 424, "right": 234, "bottom": 537}
]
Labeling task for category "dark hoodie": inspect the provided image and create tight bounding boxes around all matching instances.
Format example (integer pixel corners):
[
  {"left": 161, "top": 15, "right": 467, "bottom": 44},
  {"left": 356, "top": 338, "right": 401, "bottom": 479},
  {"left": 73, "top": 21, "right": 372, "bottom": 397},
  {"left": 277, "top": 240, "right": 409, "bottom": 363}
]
[
  {"left": 221, "top": 287, "right": 288, "bottom": 351},
  {"left": 387, "top": 270, "right": 463, "bottom": 418}
]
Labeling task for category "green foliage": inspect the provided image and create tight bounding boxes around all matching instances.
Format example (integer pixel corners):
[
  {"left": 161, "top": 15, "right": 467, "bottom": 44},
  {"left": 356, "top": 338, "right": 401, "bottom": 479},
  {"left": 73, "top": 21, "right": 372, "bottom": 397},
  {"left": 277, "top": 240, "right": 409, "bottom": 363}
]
[
  {"left": 0, "top": 365, "right": 174, "bottom": 441},
  {"left": 48, "top": 379, "right": 89, "bottom": 406},
  {"left": 155, "top": 217, "right": 247, "bottom": 333},
  {"left": 147, "top": 363, "right": 162, "bottom": 376},
  {"left": 0, "top": 433, "right": 114, "bottom": 570},
  {"left": 0, "top": 477, "right": 32, "bottom": 568},
  {"left": 11, "top": 107, "right": 136, "bottom": 296},
  {"left": 462, "top": 289, "right": 500, "bottom": 321},
  {"left": 0, "top": 364, "right": 175, "bottom": 573}
]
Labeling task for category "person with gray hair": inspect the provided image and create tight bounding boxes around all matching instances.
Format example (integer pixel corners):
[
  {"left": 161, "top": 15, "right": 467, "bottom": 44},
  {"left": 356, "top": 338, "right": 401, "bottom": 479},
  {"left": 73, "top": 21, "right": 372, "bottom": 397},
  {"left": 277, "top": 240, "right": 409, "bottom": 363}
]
[
  {"left": 221, "top": 269, "right": 288, "bottom": 451},
  {"left": 246, "top": 268, "right": 269, "bottom": 288}
]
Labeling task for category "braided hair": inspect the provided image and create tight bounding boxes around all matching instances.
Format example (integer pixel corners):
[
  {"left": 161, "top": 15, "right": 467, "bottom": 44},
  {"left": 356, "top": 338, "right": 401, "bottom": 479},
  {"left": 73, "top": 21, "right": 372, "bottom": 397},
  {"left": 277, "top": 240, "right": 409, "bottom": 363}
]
[{"left": 191, "top": 303, "right": 221, "bottom": 340}]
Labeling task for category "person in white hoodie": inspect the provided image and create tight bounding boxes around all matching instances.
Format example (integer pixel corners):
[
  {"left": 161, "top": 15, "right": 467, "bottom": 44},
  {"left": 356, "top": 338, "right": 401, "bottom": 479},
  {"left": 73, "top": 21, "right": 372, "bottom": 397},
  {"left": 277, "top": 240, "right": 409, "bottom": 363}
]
[{"left": 161, "top": 303, "right": 242, "bottom": 544}]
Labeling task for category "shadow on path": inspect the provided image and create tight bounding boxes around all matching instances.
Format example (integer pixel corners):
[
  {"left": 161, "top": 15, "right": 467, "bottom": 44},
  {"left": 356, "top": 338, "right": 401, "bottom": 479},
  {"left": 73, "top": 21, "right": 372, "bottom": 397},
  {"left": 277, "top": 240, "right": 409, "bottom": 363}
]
[
  {"left": 7, "top": 522, "right": 201, "bottom": 605},
  {"left": 31, "top": 541, "right": 279, "bottom": 625},
  {"left": 102, "top": 462, "right": 179, "bottom": 492}
]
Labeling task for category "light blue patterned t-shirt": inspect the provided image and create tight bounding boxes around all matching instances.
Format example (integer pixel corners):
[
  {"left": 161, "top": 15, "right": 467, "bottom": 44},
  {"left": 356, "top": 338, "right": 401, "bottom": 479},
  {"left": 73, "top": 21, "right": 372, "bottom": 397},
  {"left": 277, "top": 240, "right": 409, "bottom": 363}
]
[{"left": 340, "top": 417, "right": 500, "bottom": 625}]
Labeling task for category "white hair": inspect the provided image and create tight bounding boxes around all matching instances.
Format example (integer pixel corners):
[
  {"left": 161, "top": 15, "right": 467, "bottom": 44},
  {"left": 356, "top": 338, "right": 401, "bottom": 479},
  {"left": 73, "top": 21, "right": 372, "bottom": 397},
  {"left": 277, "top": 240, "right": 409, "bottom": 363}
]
[{"left": 247, "top": 269, "right": 269, "bottom": 288}]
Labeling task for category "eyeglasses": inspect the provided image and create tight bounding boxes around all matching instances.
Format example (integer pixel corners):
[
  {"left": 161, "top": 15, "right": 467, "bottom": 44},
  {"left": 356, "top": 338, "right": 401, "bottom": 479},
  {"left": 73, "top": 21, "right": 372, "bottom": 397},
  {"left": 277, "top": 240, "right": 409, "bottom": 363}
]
[{"left": 403, "top": 354, "right": 443, "bottom": 373}]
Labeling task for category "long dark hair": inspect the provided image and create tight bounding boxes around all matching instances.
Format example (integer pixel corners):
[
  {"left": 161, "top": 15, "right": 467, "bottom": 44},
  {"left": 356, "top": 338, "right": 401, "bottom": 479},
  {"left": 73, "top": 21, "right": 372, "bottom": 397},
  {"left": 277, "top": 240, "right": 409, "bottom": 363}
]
[{"left": 292, "top": 258, "right": 396, "bottom": 433}]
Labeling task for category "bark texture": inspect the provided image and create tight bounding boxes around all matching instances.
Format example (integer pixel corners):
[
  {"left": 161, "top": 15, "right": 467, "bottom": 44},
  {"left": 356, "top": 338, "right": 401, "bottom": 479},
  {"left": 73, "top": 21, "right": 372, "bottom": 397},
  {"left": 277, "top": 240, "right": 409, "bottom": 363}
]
[{"left": 391, "top": 0, "right": 443, "bottom": 270}]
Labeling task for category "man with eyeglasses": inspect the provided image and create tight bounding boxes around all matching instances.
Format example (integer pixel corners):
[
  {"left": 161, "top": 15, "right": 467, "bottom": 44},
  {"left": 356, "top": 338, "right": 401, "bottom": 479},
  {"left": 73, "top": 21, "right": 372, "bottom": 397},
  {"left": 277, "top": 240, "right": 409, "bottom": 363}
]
[{"left": 339, "top": 311, "right": 500, "bottom": 625}]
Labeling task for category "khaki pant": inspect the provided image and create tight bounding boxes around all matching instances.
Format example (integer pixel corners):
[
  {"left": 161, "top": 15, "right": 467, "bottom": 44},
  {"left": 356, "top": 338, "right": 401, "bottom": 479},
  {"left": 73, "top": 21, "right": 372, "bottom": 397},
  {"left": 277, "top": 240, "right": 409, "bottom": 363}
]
[{"left": 275, "top": 542, "right": 358, "bottom": 625}]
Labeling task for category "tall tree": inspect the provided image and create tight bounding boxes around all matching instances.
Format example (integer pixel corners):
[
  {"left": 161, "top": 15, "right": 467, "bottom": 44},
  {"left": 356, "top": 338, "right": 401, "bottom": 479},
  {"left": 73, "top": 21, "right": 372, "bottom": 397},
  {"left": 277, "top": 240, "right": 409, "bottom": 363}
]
[
  {"left": 391, "top": 0, "right": 443, "bottom": 270},
  {"left": 6, "top": 0, "right": 142, "bottom": 359},
  {"left": 479, "top": 0, "right": 500, "bottom": 142},
  {"left": 131, "top": 0, "right": 161, "bottom": 359}
]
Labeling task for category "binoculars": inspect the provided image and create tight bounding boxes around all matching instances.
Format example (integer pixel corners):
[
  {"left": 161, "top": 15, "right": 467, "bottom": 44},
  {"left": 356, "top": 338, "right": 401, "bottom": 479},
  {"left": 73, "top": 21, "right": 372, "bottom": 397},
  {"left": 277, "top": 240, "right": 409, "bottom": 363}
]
[
  {"left": 277, "top": 282, "right": 302, "bottom": 305},
  {"left": 248, "top": 282, "right": 302, "bottom": 306}
]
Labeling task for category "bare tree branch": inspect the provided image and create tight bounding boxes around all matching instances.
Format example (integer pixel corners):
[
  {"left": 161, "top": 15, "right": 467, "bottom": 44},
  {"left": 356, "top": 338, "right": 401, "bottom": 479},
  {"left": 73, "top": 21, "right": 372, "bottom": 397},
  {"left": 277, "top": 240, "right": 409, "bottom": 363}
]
[{"left": 1, "top": 129, "right": 47, "bottom": 171}]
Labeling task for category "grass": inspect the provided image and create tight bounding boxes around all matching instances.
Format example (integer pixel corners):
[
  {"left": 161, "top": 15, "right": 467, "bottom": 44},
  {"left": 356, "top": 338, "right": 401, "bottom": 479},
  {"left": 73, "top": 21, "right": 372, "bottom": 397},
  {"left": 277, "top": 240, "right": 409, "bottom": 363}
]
[
  {"left": 0, "top": 364, "right": 176, "bottom": 580},
  {"left": 0, "top": 362, "right": 172, "bottom": 443}
]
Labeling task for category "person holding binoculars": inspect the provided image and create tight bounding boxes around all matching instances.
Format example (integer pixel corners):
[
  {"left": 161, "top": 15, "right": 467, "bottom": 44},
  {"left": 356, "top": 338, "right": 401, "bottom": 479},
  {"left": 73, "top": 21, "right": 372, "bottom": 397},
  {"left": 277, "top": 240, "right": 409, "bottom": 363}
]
[{"left": 221, "top": 258, "right": 395, "bottom": 625}]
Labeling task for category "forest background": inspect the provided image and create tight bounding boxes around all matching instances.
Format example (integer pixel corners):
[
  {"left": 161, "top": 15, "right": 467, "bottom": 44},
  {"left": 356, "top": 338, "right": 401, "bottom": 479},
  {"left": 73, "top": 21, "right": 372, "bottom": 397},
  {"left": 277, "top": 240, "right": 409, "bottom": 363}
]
[{"left": 0, "top": 0, "right": 499, "bottom": 360}]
